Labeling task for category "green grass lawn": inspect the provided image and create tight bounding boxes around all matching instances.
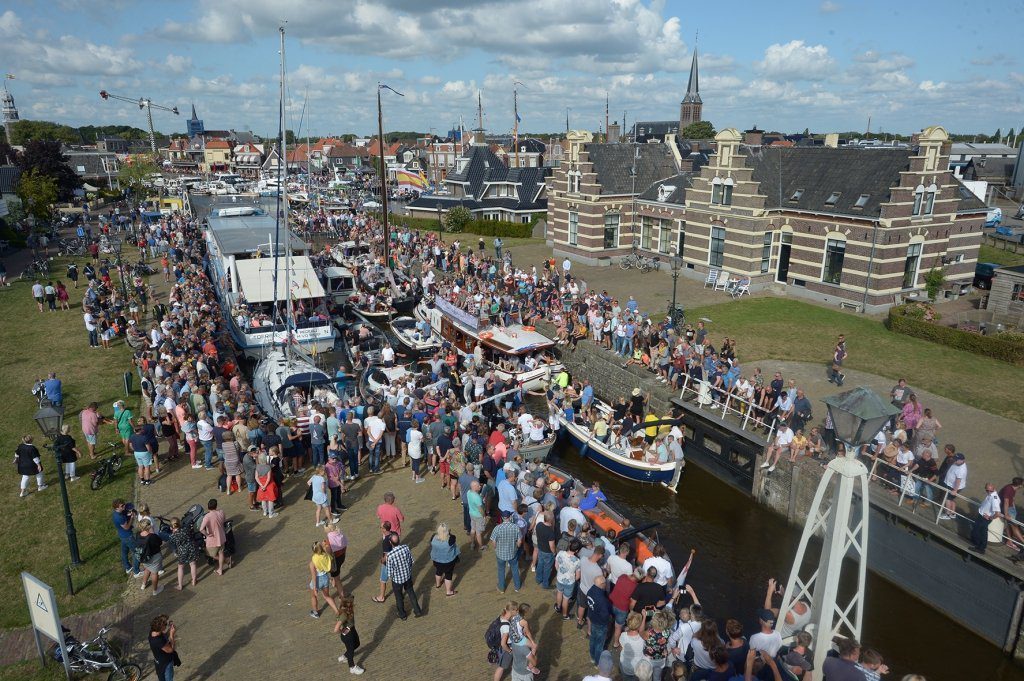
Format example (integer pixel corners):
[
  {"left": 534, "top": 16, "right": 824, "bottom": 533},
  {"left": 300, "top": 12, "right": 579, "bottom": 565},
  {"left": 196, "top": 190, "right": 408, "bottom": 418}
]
[
  {"left": 0, "top": 258, "right": 137, "bottom": 631},
  {"left": 0, "top": 659, "right": 65, "bottom": 681},
  {"left": 687, "top": 297, "right": 1024, "bottom": 422},
  {"left": 979, "top": 243, "right": 1024, "bottom": 267}
]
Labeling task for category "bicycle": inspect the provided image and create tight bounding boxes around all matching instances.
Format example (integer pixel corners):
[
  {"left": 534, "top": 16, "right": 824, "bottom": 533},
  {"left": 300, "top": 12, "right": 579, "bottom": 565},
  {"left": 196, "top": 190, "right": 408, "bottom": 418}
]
[
  {"left": 90, "top": 442, "right": 124, "bottom": 491},
  {"left": 57, "top": 237, "right": 87, "bottom": 256},
  {"left": 667, "top": 303, "right": 686, "bottom": 329},
  {"left": 51, "top": 625, "right": 142, "bottom": 681},
  {"left": 619, "top": 246, "right": 660, "bottom": 273},
  {"left": 19, "top": 258, "right": 52, "bottom": 281}
]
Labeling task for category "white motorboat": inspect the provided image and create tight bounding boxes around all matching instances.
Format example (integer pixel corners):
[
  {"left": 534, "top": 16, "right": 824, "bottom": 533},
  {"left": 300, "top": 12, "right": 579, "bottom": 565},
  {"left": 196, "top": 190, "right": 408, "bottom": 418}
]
[
  {"left": 252, "top": 349, "right": 342, "bottom": 422},
  {"left": 390, "top": 316, "right": 440, "bottom": 355}
]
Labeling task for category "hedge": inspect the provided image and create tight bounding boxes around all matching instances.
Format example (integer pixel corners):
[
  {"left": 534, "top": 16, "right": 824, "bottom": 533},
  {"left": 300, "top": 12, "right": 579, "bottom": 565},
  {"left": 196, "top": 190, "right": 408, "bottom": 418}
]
[
  {"left": 886, "top": 304, "right": 1024, "bottom": 365},
  {"left": 388, "top": 213, "right": 538, "bottom": 239}
]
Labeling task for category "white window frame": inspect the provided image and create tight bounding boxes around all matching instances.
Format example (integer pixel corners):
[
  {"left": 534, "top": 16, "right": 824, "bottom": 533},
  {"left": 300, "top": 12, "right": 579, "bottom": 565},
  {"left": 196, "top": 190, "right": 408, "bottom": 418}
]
[{"left": 568, "top": 210, "right": 579, "bottom": 246}]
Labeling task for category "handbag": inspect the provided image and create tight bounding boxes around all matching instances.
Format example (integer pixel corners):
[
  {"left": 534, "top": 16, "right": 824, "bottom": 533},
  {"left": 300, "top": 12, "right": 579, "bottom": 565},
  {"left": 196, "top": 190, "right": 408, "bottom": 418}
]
[{"left": 304, "top": 483, "right": 314, "bottom": 501}]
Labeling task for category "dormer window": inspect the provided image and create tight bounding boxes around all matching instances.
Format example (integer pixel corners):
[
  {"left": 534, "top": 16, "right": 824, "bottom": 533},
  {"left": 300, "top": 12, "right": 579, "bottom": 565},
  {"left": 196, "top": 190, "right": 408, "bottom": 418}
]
[
  {"left": 854, "top": 194, "right": 870, "bottom": 209},
  {"left": 924, "top": 183, "right": 937, "bottom": 215},
  {"left": 789, "top": 189, "right": 804, "bottom": 201},
  {"left": 825, "top": 191, "right": 841, "bottom": 206},
  {"left": 711, "top": 177, "right": 733, "bottom": 206}
]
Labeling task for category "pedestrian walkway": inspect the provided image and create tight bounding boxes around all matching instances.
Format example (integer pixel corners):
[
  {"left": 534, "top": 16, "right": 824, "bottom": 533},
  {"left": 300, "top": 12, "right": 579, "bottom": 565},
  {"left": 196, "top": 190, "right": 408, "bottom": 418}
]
[{"left": 126, "top": 456, "right": 594, "bottom": 678}]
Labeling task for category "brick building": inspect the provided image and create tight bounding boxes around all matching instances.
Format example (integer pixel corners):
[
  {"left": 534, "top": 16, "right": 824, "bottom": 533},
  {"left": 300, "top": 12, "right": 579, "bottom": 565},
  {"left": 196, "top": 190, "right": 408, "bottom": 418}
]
[{"left": 548, "top": 125, "right": 989, "bottom": 312}]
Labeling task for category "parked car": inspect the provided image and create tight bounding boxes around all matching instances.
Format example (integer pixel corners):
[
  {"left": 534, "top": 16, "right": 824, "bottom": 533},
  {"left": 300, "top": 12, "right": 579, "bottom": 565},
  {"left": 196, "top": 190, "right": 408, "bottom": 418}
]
[
  {"left": 984, "top": 207, "right": 1002, "bottom": 228},
  {"left": 973, "top": 262, "right": 1000, "bottom": 290}
]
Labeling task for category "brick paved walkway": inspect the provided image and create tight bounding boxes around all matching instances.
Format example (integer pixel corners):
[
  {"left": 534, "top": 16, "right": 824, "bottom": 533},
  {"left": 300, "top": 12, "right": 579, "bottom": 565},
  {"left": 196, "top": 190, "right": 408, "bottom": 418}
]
[{"left": 127, "top": 455, "right": 595, "bottom": 679}]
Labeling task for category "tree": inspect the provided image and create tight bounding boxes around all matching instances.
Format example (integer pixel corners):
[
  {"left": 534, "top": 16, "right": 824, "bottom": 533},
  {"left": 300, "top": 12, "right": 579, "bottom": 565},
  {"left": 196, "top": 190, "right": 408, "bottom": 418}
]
[
  {"left": 443, "top": 205, "right": 472, "bottom": 233},
  {"left": 680, "top": 120, "right": 716, "bottom": 139},
  {"left": 9, "top": 119, "right": 81, "bottom": 145},
  {"left": 17, "top": 169, "right": 58, "bottom": 222},
  {"left": 993, "top": 128, "right": 1002, "bottom": 142},
  {"left": 16, "top": 140, "right": 82, "bottom": 200},
  {"left": 1008, "top": 128, "right": 1016, "bottom": 144},
  {"left": 0, "top": 138, "right": 16, "bottom": 165},
  {"left": 118, "top": 157, "right": 161, "bottom": 201},
  {"left": 924, "top": 268, "right": 945, "bottom": 300}
]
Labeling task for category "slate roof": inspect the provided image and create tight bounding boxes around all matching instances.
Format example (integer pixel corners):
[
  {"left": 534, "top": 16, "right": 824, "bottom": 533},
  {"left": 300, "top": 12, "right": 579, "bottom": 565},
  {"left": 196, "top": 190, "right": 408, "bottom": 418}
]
[
  {"left": 585, "top": 143, "right": 678, "bottom": 195},
  {"left": 745, "top": 146, "right": 987, "bottom": 218},
  {"left": 445, "top": 145, "right": 506, "bottom": 198},
  {"left": 632, "top": 121, "right": 679, "bottom": 141},
  {"left": 0, "top": 165, "right": 20, "bottom": 194},
  {"left": 512, "top": 138, "right": 545, "bottom": 154},
  {"left": 637, "top": 172, "right": 693, "bottom": 205},
  {"left": 963, "top": 157, "right": 1015, "bottom": 183},
  {"left": 63, "top": 150, "right": 119, "bottom": 179}
]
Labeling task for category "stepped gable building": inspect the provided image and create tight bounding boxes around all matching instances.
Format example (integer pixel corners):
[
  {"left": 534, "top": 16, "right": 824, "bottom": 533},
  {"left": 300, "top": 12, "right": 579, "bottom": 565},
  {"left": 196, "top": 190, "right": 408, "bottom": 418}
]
[{"left": 548, "top": 125, "right": 989, "bottom": 312}]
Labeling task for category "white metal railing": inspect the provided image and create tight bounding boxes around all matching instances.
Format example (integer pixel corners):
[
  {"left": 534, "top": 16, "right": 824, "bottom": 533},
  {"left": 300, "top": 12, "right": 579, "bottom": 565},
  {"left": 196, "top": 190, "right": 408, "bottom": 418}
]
[
  {"left": 866, "top": 454, "right": 1024, "bottom": 553},
  {"left": 675, "top": 373, "right": 777, "bottom": 442}
]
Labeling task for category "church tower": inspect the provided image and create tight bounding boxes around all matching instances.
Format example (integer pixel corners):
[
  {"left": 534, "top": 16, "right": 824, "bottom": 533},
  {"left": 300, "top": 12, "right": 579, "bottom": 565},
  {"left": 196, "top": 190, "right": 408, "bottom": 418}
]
[
  {"left": 679, "top": 48, "right": 702, "bottom": 130},
  {"left": 187, "top": 103, "right": 205, "bottom": 139},
  {"left": 2, "top": 84, "right": 19, "bottom": 143}
]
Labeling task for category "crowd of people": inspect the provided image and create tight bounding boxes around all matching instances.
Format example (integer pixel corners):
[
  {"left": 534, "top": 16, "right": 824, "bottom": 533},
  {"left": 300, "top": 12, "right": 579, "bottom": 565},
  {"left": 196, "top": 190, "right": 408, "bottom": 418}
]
[{"left": 12, "top": 194, "right": 954, "bottom": 681}]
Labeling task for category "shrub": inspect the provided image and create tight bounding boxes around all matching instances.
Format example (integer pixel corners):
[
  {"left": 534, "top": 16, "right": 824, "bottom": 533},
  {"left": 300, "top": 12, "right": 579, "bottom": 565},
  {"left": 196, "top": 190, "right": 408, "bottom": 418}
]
[
  {"left": 887, "top": 305, "right": 1024, "bottom": 365},
  {"left": 443, "top": 206, "right": 472, "bottom": 233},
  {"left": 390, "top": 212, "right": 536, "bottom": 239},
  {"left": 924, "top": 268, "right": 945, "bottom": 300}
]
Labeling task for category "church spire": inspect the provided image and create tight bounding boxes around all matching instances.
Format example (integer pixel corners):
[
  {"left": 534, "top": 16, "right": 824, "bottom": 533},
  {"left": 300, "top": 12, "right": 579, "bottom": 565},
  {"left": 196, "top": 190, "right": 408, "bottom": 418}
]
[{"left": 683, "top": 47, "right": 701, "bottom": 104}]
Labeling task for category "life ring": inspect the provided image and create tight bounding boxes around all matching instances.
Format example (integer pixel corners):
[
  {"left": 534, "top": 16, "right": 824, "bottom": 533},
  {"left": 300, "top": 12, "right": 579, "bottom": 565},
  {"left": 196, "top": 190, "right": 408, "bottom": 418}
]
[
  {"left": 522, "top": 326, "right": 535, "bottom": 332},
  {"left": 479, "top": 331, "right": 494, "bottom": 340}
]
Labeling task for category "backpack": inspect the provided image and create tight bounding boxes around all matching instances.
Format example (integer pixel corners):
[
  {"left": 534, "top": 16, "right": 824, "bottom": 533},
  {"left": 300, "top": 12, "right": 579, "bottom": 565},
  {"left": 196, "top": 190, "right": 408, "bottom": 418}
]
[{"left": 484, "top": 616, "right": 507, "bottom": 651}]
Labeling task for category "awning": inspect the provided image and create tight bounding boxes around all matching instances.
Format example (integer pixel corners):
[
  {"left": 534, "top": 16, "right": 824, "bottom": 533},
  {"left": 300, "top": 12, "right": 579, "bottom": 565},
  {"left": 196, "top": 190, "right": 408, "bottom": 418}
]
[
  {"left": 234, "top": 255, "right": 326, "bottom": 304},
  {"left": 82, "top": 183, "right": 99, "bottom": 191}
]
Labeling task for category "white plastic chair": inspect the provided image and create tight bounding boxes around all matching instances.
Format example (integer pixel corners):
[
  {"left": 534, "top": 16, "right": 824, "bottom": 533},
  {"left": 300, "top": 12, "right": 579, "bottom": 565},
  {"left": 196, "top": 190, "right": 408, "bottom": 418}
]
[
  {"left": 714, "top": 271, "right": 730, "bottom": 292},
  {"left": 703, "top": 269, "right": 719, "bottom": 288},
  {"left": 731, "top": 282, "right": 750, "bottom": 298}
]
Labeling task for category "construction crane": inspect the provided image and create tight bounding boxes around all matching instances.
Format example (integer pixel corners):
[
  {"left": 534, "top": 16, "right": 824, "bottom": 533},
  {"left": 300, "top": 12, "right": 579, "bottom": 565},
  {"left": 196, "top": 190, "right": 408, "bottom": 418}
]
[{"left": 98, "top": 90, "right": 179, "bottom": 154}]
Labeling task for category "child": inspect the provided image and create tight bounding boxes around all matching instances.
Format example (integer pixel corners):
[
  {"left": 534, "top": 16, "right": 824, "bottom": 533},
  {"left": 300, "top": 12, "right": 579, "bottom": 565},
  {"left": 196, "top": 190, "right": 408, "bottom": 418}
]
[{"left": 508, "top": 602, "right": 541, "bottom": 675}]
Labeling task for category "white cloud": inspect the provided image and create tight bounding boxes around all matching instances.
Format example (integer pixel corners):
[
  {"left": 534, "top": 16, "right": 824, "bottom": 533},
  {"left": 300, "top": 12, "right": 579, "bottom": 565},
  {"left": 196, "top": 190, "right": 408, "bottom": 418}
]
[
  {"left": 758, "top": 40, "right": 835, "bottom": 80},
  {"left": 918, "top": 80, "right": 947, "bottom": 92},
  {"left": 819, "top": 1, "right": 841, "bottom": 13},
  {"left": 0, "top": 9, "right": 22, "bottom": 36},
  {"left": 419, "top": 75, "right": 441, "bottom": 85},
  {"left": 163, "top": 54, "right": 193, "bottom": 74}
]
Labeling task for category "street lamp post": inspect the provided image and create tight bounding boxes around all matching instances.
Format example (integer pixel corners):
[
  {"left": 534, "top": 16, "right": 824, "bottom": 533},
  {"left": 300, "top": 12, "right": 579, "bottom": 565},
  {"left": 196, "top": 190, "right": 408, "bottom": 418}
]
[
  {"left": 776, "top": 387, "right": 897, "bottom": 673},
  {"left": 669, "top": 246, "right": 683, "bottom": 328},
  {"left": 34, "top": 404, "right": 82, "bottom": 567},
  {"left": 437, "top": 204, "right": 443, "bottom": 242}
]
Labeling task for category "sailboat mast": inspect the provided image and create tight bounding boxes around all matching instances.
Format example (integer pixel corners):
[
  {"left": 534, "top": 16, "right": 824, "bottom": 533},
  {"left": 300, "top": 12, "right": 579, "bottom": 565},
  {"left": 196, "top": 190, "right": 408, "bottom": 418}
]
[
  {"left": 280, "top": 25, "right": 294, "bottom": 356},
  {"left": 513, "top": 87, "right": 519, "bottom": 169},
  {"left": 377, "top": 85, "right": 392, "bottom": 270}
]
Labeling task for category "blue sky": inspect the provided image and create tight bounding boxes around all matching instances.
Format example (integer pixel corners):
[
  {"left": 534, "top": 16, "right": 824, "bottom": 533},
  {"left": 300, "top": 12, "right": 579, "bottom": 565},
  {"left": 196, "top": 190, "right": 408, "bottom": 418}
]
[{"left": 0, "top": 0, "right": 1020, "bottom": 139}]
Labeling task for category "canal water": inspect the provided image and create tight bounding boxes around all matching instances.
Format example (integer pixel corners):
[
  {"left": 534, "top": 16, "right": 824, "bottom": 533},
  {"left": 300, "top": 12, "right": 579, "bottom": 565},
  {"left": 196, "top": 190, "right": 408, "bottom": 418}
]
[{"left": 548, "top": 440, "right": 1024, "bottom": 681}]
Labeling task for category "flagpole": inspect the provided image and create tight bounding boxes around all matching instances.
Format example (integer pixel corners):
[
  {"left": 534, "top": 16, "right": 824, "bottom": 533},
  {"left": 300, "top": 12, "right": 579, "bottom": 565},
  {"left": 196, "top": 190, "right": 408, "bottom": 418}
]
[
  {"left": 377, "top": 84, "right": 392, "bottom": 270},
  {"left": 513, "top": 86, "right": 519, "bottom": 169}
]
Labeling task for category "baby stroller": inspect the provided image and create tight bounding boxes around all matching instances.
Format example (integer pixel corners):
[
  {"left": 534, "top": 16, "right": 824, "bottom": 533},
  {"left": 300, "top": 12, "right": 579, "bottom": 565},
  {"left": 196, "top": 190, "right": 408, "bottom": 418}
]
[{"left": 160, "top": 503, "right": 235, "bottom": 566}]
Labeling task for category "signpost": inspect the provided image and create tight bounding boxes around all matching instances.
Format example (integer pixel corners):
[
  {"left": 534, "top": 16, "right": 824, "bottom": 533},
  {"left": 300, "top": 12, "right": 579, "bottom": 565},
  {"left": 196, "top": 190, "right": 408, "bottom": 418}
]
[{"left": 21, "top": 572, "right": 71, "bottom": 678}]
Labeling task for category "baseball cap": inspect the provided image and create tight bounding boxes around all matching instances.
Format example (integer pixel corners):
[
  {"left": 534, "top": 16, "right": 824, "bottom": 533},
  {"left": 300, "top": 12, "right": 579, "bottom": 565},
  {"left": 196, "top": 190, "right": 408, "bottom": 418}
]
[
  {"left": 500, "top": 510, "right": 513, "bottom": 518},
  {"left": 954, "top": 453, "right": 965, "bottom": 462},
  {"left": 758, "top": 608, "right": 776, "bottom": 624}
]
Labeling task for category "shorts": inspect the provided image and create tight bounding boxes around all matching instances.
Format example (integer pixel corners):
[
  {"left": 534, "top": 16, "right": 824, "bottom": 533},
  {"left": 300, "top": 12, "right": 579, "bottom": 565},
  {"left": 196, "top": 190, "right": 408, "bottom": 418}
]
[
  {"left": 206, "top": 545, "right": 223, "bottom": 558},
  {"left": 134, "top": 451, "right": 153, "bottom": 467},
  {"left": 411, "top": 457, "right": 422, "bottom": 474},
  {"left": 496, "top": 648, "right": 513, "bottom": 670},
  {"left": 309, "top": 572, "right": 329, "bottom": 591},
  {"left": 379, "top": 564, "right": 389, "bottom": 582},
  {"left": 143, "top": 554, "right": 163, "bottom": 574},
  {"left": 247, "top": 482, "right": 257, "bottom": 493},
  {"left": 84, "top": 434, "right": 97, "bottom": 446},
  {"left": 556, "top": 581, "right": 575, "bottom": 599},
  {"left": 471, "top": 516, "right": 487, "bottom": 533},
  {"left": 34, "top": 296, "right": 43, "bottom": 303},
  {"left": 613, "top": 606, "right": 629, "bottom": 626},
  {"left": 433, "top": 559, "right": 455, "bottom": 580}
]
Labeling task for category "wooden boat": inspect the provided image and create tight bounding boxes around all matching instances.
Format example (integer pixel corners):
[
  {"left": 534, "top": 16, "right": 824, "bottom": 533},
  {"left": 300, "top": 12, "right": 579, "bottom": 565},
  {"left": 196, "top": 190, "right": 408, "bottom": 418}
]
[
  {"left": 542, "top": 464, "right": 657, "bottom": 564},
  {"left": 390, "top": 316, "right": 441, "bottom": 355},
  {"left": 346, "top": 294, "right": 395, "bottom": 320},
  {"left": 557, "top": 400, "right": 684, "bottom": 491},
  {"left": 320, "top": 266, "right": 357, "bottom": 305},
  {"left": 415, "top": 298, "right": 562, "bottom": 392}
]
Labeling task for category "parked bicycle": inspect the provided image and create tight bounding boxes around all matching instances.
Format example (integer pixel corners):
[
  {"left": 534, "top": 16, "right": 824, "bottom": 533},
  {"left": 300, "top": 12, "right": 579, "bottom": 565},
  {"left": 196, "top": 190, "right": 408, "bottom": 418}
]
[
  {"left": 57, "top": 237, "right": 87, "bottom": 257},
  {"left": 90, "top": 443, "right": 124, "bottom": 491},
  {"left": 619, "top": 243, "right": 660, "bottom": 273},
  {"left": 19, "top": 257, "right": 52, "bottom": 281},
  {"left": 667, "top": 303, "right": 686, "bottom": 329},
  {"left": 51, "top": 625, "right": 142, "bottom": 681}
]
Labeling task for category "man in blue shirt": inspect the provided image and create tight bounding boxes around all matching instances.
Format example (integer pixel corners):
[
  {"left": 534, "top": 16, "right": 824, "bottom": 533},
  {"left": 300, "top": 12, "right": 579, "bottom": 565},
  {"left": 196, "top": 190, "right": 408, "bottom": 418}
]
[
  {"left": 497, "top": 467, "right": 520, "bottom": 514},
  {"left": 43, "top": 372, "right": 63, "bottom": 406},
  {"left": 580, "top": 381, "right": 594, "bottom": 411},
  {"left": 586, "top": 574, "right": 613, "bottom": 664},
  {"left": 112, "top": 499, "right": 140, "bottom": 576},
  {"left": 579, "top": 481, "right": 607, "bottom": 511}
]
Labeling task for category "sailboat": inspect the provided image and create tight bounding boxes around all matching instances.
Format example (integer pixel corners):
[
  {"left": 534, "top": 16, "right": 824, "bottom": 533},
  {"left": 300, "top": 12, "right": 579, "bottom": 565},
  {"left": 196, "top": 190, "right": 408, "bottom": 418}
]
[{"left": 252, "top": 26, "right": 342, "bottom": 421}]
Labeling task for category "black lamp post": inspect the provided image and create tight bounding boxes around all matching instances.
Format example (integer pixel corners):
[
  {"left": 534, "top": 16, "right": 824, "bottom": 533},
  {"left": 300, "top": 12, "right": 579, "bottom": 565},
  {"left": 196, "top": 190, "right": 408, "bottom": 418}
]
[
  {"left": 34, "top": 404, "right": 82, "bottom": 566},
  {"left": 822, "top": 386, "right": 899, "bottom": 456},
  {"left": 436, "top": 203, "right": 443, "bottom": 241},
  {"left": 669, "top": 246, "right": 683, "bottom": 328}
]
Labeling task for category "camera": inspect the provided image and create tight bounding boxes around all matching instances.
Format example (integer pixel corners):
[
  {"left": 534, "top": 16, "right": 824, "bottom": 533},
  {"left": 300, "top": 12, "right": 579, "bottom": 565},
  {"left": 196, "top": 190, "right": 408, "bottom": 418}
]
[{"left": 124, "top": 502, "right": 136, "bottom": 515}]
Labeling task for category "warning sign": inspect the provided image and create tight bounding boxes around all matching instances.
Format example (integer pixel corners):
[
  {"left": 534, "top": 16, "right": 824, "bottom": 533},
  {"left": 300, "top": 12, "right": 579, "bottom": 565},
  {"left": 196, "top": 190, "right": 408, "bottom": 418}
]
[{"left": 21, "top": 573, "right": 61, "bottom": 641}]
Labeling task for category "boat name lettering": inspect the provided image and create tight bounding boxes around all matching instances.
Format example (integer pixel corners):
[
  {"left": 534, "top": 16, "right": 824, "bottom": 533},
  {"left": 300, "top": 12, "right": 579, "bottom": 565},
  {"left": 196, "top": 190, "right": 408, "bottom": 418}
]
[{"left": 435, "top": 297, "right": 479, "bottom": 331}]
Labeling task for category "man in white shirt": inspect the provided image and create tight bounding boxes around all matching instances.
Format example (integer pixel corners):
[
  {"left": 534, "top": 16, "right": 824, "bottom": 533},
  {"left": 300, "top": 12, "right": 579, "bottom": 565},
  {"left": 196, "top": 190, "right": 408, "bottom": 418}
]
[
  {"left": 970, "top": 482, "right": 1002, "bottom": 554},
  {"left": 559, "top": 497, "right": 586, "bottom": 534},
  {"left": 605, "top": 543, "right": 633, "bottom": 586},
  {"left": 745, "top": 609, "right": 783, "bottom": 680},
  {"left": 83, "top": 309, "right": 99, "bottom": 347},
  {"left": 641, "top": 545, "right": 674, "bottom": 587},
  {"left": 940, "top": 453, "right": 967, "bottom": 520},
  {"left": 380, "top": 344, "right": 395, "bottom": 368},
  {"left": 363, "top": 409, "right": 386, "bottom": 474},
  {"left": 761, "top": 423, "right": 794, "bottom": 473},
  {"left": 562, "top": 258, "right": 571, "bottom": 277}
]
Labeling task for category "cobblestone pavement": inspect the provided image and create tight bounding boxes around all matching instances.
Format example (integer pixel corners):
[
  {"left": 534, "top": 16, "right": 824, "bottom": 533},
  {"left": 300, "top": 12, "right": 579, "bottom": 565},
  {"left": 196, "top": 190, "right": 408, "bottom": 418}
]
[{"left": 127, "top": 455, "right": 595, "bottom": 679}]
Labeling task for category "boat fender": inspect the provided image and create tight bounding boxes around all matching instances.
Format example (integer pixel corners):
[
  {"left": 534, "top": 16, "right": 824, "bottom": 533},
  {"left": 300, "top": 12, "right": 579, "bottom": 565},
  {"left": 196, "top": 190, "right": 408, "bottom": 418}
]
[
  {"left": 479, "top": 331, "right": 494, "bottom": 340},
  {"left": 522, "top": 326, "right": 535, "bottom": 332},
  {"left": 580, "top": 443, "right": 589, "bottom": 459}
]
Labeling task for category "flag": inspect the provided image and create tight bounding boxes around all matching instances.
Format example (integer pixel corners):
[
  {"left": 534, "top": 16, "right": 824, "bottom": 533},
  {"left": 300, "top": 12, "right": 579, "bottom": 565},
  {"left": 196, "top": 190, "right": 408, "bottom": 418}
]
[
  {"left": 4, "top": 74, "right": 14, "bottom": 80},
  {"left": 516, "top": 112, "right": 521, "bottom": 123},
  {"left": 395, "top": 168, "right": 429, "bottom": 190}
]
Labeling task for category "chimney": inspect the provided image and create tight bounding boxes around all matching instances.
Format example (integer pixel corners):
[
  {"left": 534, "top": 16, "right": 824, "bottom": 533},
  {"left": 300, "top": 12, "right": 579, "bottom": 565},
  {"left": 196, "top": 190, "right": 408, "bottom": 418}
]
[
  {"left": 744, "top": 127, "right": 763, "bottom": 146},
  {"left": 824, "top": 133, "right": 839, "bottom": 148},
  {"left": 689, "top": 141, "right": 700, "bottom": 153}
]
